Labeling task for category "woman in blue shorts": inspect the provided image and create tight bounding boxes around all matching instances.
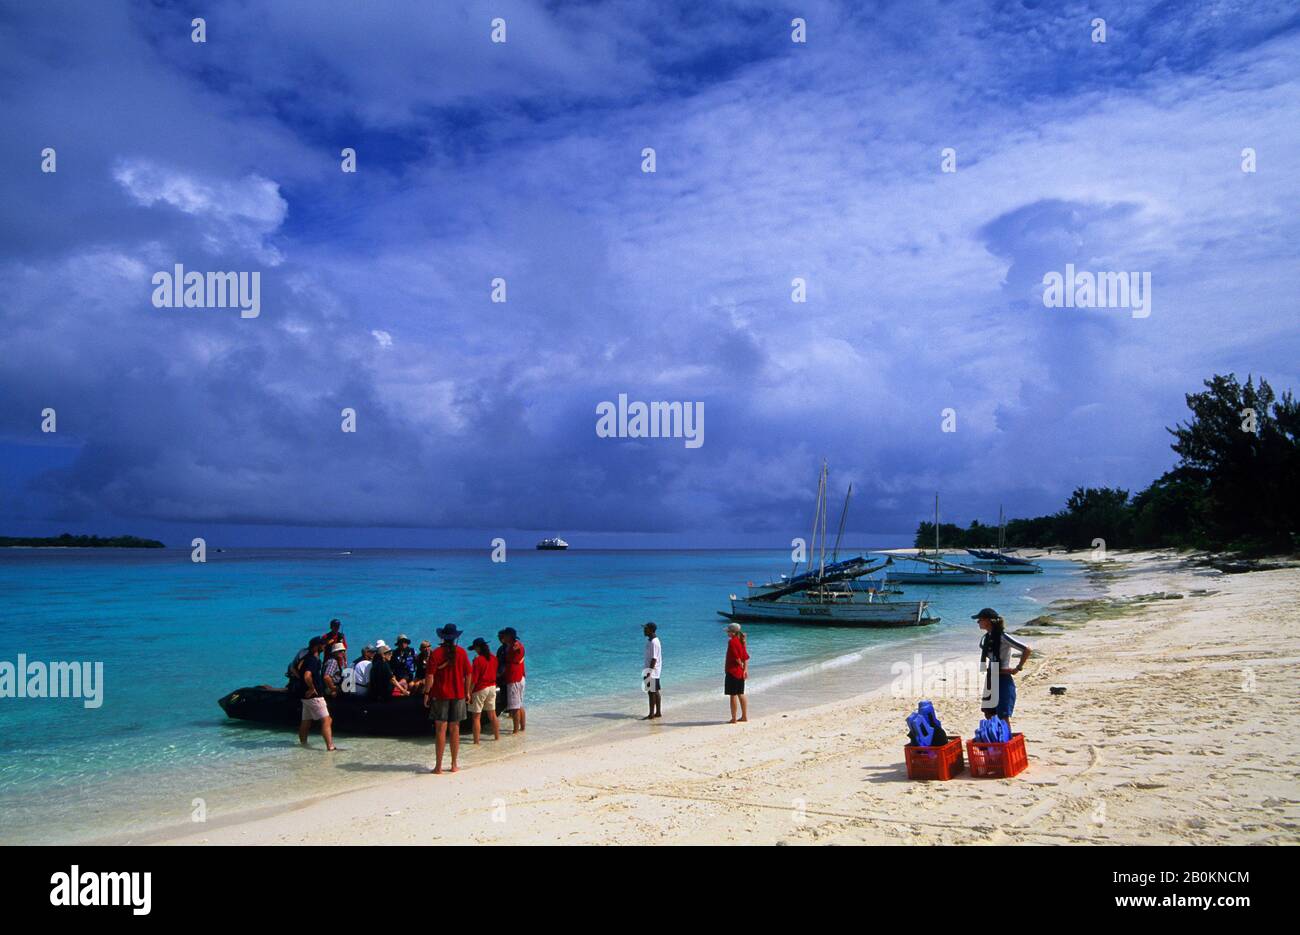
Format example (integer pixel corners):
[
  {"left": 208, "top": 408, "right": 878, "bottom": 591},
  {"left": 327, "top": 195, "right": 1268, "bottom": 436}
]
[{"left": 974, "top": 608, "right": 1031, "bottom": 727}]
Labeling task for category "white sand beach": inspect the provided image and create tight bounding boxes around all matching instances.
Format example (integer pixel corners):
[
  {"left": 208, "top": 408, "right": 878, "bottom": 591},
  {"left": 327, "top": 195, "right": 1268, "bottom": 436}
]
[{"left": 159, "top": 552, "right": 1299, "bottom": 845}]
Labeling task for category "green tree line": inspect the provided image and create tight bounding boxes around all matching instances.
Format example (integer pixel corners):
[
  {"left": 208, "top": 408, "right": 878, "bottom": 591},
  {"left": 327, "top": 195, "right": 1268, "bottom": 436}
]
[
  {"left": 914, "top": 374, "right": 1299, "bottom": 556},
  {"left": 0, "top": 533, "right": 166, "bottom": 548}
]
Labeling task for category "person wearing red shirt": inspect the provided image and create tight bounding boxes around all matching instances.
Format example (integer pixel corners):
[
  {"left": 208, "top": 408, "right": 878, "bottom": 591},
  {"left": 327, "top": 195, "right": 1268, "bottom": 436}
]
[
  {"left": 467, "top": 637, "right": 500, "bottom": 743},
  {"left": 422, "top": 624, "right": 472, "bottom": 774},
  {"left": 724, "top": 622, "right": 750, "bottom": 723},
  {"left": 500, "top": 627, "right": 527, "bottom": 734}
]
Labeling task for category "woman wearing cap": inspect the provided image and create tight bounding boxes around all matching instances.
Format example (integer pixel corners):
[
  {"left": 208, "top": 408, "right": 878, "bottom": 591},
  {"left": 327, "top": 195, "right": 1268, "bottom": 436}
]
[
  {"left": 974, "top": 608, "right": 1031, "bottom": 727},
  {"left": 724, "top": 622, "right": 750, "bottom": 723},
  {"left": 467, "top": 637, "right": 500, "bottom": 743}
]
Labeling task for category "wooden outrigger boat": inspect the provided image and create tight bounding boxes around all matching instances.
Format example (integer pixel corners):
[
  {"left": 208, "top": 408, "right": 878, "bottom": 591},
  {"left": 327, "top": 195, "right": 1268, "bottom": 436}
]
[
  {"left": 884, "top": 495, "right": 998, "bottom": 586},
  {"left": 720, "top": 464, "right": 938, "bottom": 627},
  {"left": 964, "top": 506, "right": 1043, "bottom": 574}
]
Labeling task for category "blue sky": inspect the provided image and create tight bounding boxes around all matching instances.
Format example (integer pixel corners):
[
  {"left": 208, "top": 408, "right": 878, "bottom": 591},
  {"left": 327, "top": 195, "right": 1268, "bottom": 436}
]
[{"left": 1, "top": 0, "right": 1297, "bottom": 548}]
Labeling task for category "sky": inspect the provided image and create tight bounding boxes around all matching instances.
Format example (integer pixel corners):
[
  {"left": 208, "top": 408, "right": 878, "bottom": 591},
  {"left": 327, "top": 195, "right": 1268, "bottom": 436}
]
[{"left": 1, "top": 0, "right": 1297, "bottom": 548}]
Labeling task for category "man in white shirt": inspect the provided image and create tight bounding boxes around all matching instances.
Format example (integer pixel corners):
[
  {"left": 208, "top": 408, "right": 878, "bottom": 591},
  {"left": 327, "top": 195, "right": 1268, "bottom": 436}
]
[
  {"left": 351, "top": 644, "right": 375, "bottom": 695},
  {"left": 642, "top": 622, "right": 662, "bottom": 720}
]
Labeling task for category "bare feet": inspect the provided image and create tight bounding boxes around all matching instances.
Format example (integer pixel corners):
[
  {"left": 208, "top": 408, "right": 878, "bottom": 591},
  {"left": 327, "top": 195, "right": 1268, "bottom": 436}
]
[
  {"left": 449, "top": 765, "right": 460, "bottom": 773},
  {"left": 431, "top": 766, "right": 442, "bottom": 774},
  {"left": 738, "top": 717, "right": 748, "bottom": 722},
  {"left": 728, "top": 718, "right": 737, "bottom": 724}
]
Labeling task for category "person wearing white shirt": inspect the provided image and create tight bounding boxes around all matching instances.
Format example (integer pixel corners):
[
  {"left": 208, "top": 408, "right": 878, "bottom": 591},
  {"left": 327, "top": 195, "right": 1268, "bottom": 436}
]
[
  {"left": 351, "top": 644, "right": 375, "bottom": 695},
  {"left": 642, "top": 622, "right": 663, "bottom": 720}
]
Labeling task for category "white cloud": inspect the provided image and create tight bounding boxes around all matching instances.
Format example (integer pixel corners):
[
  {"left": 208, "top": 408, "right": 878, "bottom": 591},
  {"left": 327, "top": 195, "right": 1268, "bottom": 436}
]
[{"left": 112, "top": 158, "right": 287, "bottom": 264}]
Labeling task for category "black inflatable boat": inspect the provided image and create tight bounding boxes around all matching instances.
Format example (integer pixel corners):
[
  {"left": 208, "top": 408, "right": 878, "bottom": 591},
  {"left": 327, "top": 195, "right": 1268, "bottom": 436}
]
[{"left": 218, "top": 686, "right": 435, "bottom": 736}]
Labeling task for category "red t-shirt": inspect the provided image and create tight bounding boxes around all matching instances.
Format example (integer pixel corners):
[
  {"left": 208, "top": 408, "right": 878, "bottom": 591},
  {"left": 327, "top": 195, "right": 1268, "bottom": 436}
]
[
  {"left": 429, "top": 645, "right": 471, "bottom": 700},
  {"left": 322, "top": 630, "right": 347, "bottom": 652},
  {"left": 471, "top": 654, "right": 498, "bottom": 692},
  {"left": 725, "top": 636, "right": 750, "bottom": 679},
  {"left": 504, "top": 640, "right": 526, "bottom": 683}
]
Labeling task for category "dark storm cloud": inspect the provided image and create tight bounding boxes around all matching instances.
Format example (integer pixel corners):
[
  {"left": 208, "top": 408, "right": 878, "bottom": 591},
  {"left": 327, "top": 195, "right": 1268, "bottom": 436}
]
[{"left": 1, "top": 0, "right": 1298, "bottom": 544}]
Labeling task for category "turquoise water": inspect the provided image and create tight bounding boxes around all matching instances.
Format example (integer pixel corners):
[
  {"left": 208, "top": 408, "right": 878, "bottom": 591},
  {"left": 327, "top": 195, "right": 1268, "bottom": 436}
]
[{"left": 0, "top": 548, "right": 1082, "bottom": 843}]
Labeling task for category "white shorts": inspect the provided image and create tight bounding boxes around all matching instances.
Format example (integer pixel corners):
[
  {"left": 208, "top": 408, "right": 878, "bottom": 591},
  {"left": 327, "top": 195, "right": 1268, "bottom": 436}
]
[
  {"left": 505, "top": 679, "right": 525, "bottom": 711},
  {"left": 469, "top": 687, "right": 497, "bottom": 714},
  {"left": 301, "top": 697, "right": 329, "bottom": 721}
]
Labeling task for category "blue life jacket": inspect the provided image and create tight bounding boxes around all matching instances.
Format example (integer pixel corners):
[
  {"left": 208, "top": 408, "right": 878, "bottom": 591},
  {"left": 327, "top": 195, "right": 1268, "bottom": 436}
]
[
  {"left": 906, "top": 711, "right": 935, "bottom": 747},
  {"left": 975, "top": 715, "right": 1011, "bottom": 743}
]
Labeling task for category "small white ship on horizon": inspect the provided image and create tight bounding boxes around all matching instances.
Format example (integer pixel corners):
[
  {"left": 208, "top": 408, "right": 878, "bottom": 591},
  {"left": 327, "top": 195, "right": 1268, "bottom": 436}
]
[{"left": 536, "top": 537, "right": 569, "bottom": 550}]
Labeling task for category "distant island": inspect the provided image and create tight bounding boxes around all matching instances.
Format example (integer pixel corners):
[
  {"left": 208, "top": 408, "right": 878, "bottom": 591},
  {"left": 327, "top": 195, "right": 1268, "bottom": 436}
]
[{"left": 0, "top": 533, "right": 166, "bottom": 549}]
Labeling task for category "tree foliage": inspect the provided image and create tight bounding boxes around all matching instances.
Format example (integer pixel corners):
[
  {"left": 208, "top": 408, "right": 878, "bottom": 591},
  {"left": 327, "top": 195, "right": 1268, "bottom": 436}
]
[{"left": 913, "top": 374, "right": 1299, "bottom": 555}]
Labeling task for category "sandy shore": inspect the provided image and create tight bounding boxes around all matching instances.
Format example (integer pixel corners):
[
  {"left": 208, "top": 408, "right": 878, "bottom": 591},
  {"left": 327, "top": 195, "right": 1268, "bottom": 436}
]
[{"left": 159, "top": 551, "right": 1299, "bottom": 845}]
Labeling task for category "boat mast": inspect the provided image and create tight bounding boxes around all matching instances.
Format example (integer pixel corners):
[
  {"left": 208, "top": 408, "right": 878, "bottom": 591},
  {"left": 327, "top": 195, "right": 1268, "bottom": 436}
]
[
  {"left": 818, "top": 461, "right": 828, "bottom": 581},
  {"left": 832, "top": 483, "right": 852, "bottom": 562},
  {"left": 934, "top": 492, "right": 940, "bottom": 557}
]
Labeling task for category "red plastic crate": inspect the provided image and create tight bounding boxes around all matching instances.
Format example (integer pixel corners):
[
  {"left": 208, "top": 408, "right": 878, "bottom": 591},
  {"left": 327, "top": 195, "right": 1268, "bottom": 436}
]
[
  {"left": 904, "top": 736, "right": 965, "bottom": 780},
  {"left": 966, "top": 733, "right": 1028, "bottom": 778}
]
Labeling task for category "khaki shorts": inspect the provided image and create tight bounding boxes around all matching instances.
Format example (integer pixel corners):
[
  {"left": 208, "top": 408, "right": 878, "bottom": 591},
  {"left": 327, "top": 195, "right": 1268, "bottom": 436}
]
[
  {"left": 301, "top": 696, "right": 329, "bottom": 721},
  {"left": 469, "top": 687, "right": 497, "bottom": 714}
]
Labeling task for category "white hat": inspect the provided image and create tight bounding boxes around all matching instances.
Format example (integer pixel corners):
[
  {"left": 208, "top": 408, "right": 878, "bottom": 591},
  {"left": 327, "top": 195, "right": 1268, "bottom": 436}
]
[
  {"left": 330, "top": 643, "right": 346, "bottom": 654},
  {"left": 374, "top": 639, "right": 390, "bottom": 651}
]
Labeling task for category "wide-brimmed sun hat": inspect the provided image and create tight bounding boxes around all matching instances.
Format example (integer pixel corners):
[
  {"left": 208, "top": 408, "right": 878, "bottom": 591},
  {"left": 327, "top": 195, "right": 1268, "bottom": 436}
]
[
  {"left": 470, "top": 637, "right": 489, "bottom": 652},
  {"left": 330, "top": 643, "right": 346, "bottom": 654},
  {"left": 437, "top": 624, "right": 463, "bottom": 640}
]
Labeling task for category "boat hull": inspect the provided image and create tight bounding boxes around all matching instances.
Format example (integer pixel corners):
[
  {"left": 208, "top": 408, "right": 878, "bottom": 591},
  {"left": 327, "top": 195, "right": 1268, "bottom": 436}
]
[
  {"left": 218, "top": 686, "right": 439, "bottom": 736},
  {"left": 721, "top": 598, "right": 937, "bottom": 627},
  {"left": 969, "top": 563, "right": 1041, "bottom": 574}
]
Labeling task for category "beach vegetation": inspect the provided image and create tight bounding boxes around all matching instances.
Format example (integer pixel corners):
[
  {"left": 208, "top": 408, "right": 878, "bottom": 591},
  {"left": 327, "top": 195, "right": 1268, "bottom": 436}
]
[
  {"left": 915, "top": 373, "right": 1299, "bottom": 556},
  {"left": 0, "top": 533, "right": 166, "bottom": 549}
]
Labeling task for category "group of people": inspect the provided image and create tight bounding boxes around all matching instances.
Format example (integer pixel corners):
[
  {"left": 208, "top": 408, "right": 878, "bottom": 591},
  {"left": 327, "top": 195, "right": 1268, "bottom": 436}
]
[
  {"left": 284, "top": 609, "right": 1026, "bottom": 771},
  {"left": 286, "top": 618, "right": 527, "bottom": 770}
]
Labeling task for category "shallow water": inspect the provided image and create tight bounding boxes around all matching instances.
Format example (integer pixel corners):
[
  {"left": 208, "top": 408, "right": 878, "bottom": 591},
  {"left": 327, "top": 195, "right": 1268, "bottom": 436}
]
[{"left": 0, "top": 547, "right": 1085, "bottom": 843}]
